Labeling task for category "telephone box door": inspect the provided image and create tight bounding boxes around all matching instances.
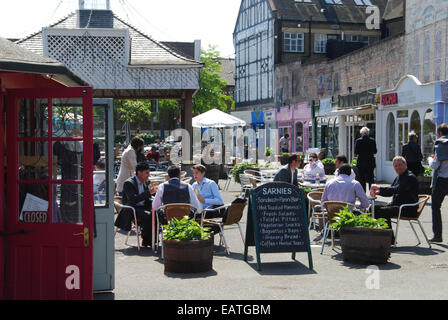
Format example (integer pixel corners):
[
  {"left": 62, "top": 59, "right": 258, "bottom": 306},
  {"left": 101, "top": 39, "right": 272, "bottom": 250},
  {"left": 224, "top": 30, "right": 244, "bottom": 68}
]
[{"left": 5, "top": 87, "right": 93, "bottom": 300}]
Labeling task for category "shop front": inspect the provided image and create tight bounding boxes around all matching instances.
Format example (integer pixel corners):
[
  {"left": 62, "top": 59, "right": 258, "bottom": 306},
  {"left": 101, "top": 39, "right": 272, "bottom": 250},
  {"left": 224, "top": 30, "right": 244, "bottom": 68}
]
[
  {"left": 314, "top": 98, "right": 339, "bottom": 158},
  {"left": 376, "top": 75, "right": 448, "bottom": 183},
  {"left": 292, "top": 102, "right": 312, "bottom": 154},
  {"left": 275, "top": 105, "right": 293, "bottom": 154}
]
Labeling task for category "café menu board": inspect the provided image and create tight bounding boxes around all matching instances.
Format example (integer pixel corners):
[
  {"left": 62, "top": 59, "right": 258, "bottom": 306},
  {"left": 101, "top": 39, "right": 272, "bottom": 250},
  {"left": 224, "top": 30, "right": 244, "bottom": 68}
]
[{"left": 244, "top": 182, "right": 313, "bottom": 270}]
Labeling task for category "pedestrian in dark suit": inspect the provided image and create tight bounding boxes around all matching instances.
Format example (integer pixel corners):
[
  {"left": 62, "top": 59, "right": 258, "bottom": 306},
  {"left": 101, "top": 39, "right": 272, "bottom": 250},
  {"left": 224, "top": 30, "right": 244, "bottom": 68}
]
[
  {"left": 114, "top": 162, "right": 154, "bottom": 247},
  {"left": 402, "top": 132, "right": 424, "bottom": 177},
  {"left": 273, "top": 154, "right": 300, "bottom": 186},
  {"left": 354, "top": 127, "right": 377, "bottom": 192}
]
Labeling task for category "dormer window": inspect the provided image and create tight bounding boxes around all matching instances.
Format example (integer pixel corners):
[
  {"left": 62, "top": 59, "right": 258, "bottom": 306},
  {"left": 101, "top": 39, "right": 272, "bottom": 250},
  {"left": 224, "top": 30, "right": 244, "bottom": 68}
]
[
  {"left": 325, "top": 0, "right": 343, "bottom": 4},
  {"left": 79, "top": 0, "right": 110, "bottom": 10}
]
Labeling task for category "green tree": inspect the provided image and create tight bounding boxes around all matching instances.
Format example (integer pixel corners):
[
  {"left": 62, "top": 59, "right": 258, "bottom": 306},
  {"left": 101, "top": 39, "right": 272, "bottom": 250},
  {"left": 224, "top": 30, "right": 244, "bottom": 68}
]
[
  {"left": 158, "top": 99, "right": 180, "bottom": 130},
  {"left": 114, "top": 99, "right": 152, "bottom": 125},
  {"left": 194, "top": 45, "right": 235, "bottom": 114}
]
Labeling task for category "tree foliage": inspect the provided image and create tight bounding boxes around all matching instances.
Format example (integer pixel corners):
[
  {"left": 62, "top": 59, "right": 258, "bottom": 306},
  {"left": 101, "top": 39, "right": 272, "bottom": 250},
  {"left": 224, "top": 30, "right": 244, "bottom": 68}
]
[
  {"left": 114, "top": 99, "right": 152, "bottom": 125},
  {"left": 158, "top": 99, "right": 181, "bottom": 130},
  {"left": 193, "top": 45, "right": 235, "bottom": 114}
]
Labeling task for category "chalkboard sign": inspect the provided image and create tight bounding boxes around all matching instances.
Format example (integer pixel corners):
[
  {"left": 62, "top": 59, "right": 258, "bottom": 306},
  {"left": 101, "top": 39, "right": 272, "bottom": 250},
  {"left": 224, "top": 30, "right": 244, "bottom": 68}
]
[{"left": 244, "top": 182, "right": 313, "bottom": 270}]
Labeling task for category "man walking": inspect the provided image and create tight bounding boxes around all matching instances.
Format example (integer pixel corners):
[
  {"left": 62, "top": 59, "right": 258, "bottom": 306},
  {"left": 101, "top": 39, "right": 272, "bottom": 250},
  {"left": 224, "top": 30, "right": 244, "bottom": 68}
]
[
  {"left": 428, "top": 123, "right": 448, "bottom": 243},
  {"left": 354, "top": 127, "right": 377, "bottom": 192}
]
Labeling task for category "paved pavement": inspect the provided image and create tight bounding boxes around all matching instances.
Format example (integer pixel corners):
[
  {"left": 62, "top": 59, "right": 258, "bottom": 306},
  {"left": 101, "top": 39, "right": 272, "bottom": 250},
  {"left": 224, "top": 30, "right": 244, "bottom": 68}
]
[{"left": 95, "top": 177, "right": 448, "bottom": 300}]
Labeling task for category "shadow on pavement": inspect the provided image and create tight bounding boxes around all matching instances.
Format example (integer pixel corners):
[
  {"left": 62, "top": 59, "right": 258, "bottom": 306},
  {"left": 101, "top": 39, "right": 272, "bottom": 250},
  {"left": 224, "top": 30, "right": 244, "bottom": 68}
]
[
  {"left": 164, "top": 269, "right": 218, "bottom": 279},
  {"left": 330, "top": 252, "right": 402, "bottom": 270},
  {"left": 390, "top": 245, "right": 445, "bottom": 255},
  {"left": 246, "top": 260, "right": 317, "bottom": 276},
  {"left": 94, "top": 292, "right": 115, "bottom": 300},
  {"left": 116, "top": 246, "right": 161, "bottom": 257}
]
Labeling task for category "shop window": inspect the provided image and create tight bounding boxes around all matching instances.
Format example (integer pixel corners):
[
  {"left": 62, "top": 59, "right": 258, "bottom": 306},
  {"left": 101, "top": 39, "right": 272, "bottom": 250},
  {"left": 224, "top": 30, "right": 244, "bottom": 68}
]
[
  {"left": 295, "top": 122, "right": 303, "bottom": 153},
  {"left": 410, "top": 111, "right": 422, "bottom": 143},
  {"left": 93, "top": 105, "right": 108, "bottom": 207},
  {"left": 386, "top": 113, "right": 395, "bottom": 161},
  {"left": 423, "top": 109, "right": 436, "bottom": 161}
]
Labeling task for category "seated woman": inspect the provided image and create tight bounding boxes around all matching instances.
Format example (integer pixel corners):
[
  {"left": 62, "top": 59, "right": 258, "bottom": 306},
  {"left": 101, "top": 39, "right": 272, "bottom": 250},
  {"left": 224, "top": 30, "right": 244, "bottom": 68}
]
[{"left": 302, "top": 152, "right": 326, "bottom": 182}]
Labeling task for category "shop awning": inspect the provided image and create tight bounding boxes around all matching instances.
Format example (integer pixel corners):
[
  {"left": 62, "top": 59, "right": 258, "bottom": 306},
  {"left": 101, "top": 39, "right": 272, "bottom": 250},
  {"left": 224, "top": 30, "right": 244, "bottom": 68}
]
[
  {"left": 192, "top": 109, "right": 246, "bottom": 128},
  {"left": 324, "top": 105, "right": 375, "bottom": 117}
]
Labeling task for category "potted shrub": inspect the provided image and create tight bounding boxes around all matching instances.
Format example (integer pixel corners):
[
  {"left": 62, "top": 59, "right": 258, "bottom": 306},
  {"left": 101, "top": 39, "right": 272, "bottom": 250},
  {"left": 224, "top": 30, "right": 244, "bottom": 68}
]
[
  {"left": 231, "top": 162, "right": 259, "bottom": 184},
  {"left": 417, "top": 167, "right": 432, "bottom": 195},
  {"left": 321, "top": 158, "right": 336, "bottom": 175},
  {"left": 331, "top": 206, "right": 392, "bottom": 264},
  {"left": 162, "top": 216, "right": 214, "bottom": 273}
]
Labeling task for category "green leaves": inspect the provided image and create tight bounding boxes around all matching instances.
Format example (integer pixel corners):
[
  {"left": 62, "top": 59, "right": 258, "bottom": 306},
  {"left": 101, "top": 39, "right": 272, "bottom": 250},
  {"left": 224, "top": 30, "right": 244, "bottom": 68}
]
[
  {"left": 163, "top": 216, "right": 211, "bottom": 241},
  {"left": 193, "top": 45, "right": 235, "bottom": 114},
  {"left": 424, "top": 167, "right": 433, "bottom": 178},
  {"left": 330, "top": 205, "right": 389, "bottom": 232},
  {"left": 321, "top": 158, "right": 335, "bottom": 164}
]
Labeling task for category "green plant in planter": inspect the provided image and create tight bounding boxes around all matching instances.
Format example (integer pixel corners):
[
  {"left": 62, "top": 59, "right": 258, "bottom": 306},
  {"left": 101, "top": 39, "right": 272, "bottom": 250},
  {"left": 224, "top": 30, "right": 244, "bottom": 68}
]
[
  {"left": 280, "top": 152, "right": 290, "bottom": 157},
  {"left": 265, "top": 147, "right": 272, "bottom": 157},
  {"left": 351, "top": 157, "right": 358, "bottom": 167},
  {"left": 163, "top": 217, "right": 211, "bottom": 241},
  {"left": 331, "top": 206, "right": 389, "bottom": 232},
  {"left": 424, "top": 167, "right": 433, "bottom": 178},
  {"left": 321, "top": 158, "right": 335, "bottom": 164},
  {"left": 231, "top": 162, "right": 258, "bottom": 184}
]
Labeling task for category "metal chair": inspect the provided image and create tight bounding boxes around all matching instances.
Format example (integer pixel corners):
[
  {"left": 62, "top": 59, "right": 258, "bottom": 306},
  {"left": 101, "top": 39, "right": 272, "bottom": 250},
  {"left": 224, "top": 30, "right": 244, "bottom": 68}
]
[
  {"left": 321, "top": 201, "right": 353, "bottom": 254},
  {"left": 114, "top": 201, "right": 140, "bottom": 251},
  {"left": 223, "top": 165, "right": 233, "bottom": 191},
  {"left": 239, "top": 173, "right": 253, "bottom": 197},
  {"left": 392, "top": 195, "right": 431, "bottom": 248},
  {"left": 307, "top": 191, "right": 323, "bottom": 231},
  {"left": 203, "top": 199, "right": 247, "bottom": 255}
]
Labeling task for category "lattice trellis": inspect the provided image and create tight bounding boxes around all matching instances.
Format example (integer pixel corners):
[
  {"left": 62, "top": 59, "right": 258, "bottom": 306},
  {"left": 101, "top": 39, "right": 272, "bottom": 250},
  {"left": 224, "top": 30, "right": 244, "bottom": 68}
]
[{"left": 44, "top": 30, "right": 199, "bottom": 90}]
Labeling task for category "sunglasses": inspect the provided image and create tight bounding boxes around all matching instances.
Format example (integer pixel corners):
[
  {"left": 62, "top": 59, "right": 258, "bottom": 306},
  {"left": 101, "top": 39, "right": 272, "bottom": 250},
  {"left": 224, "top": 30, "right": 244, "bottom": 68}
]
[{"left": 310, "top": 156, "right": 317, "bottom": 159}]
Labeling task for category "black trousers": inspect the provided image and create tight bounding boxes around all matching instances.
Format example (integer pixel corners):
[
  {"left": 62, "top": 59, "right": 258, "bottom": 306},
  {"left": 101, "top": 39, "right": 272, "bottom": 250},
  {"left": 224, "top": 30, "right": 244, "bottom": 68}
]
[
  {"left": 356, "top": 166, "right": 375, "bottom": 192},
  {"left": 114, "top": 207, "right": 153, "bottom": 245},
  {"left": 431, "top": 177, "right": 448, "bottom": 238}
]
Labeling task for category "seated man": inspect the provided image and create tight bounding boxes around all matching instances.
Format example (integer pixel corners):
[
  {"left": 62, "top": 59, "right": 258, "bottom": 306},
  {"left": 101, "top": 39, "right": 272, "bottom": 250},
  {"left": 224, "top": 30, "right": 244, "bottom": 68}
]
[
  {"left": 370, "top": 156, "right": 419, "bottom": 242},
  {"left": 152, "top": 165, "right": 202, "bottom": 214},
  {"left": 114, "top": 162, "right": 154, "bottom": 247},
  {"left": 302, "top": 152, "right": 326, "bottom": 182},
  {"left": 334, "top": 155, "right": 356, "bottom": 181},
  {"left": 146, "top": 146, "right": 161, "bottom": 163},
  {"left": 192, "top": 164, "right": 224, "bottom": 218},
  {"left": 274, "top": 153, "right": 300, "bottom": 186},
  {"left": 321, "top": 164, "right": 370, "bottom": 211}
]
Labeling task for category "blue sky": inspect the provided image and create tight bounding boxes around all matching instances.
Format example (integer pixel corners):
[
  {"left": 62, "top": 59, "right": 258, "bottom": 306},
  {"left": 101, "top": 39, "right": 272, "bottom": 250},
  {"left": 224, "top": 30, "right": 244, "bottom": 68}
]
[{"left": 0, "top": 0, "right": 241, "bottom": 58}]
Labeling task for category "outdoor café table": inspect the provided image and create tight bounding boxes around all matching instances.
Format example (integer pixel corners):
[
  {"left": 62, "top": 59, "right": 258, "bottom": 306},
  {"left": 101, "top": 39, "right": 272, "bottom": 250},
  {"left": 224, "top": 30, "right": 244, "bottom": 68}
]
[{"left": 299, "top": 180, "right": 327, "bottom": 190}]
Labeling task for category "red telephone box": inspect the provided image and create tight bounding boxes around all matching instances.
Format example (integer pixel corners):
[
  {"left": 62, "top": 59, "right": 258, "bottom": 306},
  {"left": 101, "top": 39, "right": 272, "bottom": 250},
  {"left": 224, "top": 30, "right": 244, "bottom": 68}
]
[{"left": 3, "top": 87, "right": 93, "bottom": 300}]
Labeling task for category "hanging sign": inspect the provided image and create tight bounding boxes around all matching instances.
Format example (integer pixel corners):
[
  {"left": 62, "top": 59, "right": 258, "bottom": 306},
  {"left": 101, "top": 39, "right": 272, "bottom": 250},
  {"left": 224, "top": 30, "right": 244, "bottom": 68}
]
[{"left": 244, "top": 182, "right": 313, "bottom": 271}]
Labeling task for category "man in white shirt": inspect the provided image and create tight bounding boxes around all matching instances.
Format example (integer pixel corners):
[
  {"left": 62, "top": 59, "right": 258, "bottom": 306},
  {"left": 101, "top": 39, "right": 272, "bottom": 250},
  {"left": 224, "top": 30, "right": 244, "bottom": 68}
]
[{"left": 279, "top": 133, "right": 290, "bottom": 153}]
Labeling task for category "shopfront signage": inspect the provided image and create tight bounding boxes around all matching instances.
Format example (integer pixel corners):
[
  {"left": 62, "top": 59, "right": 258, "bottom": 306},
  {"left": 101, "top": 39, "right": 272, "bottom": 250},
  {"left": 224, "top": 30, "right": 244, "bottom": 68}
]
[
  {"left": 339, "top": 89, "right": 377, "bottom": 108},
  {"left": 381, "top": 92, "right": 398, "bottom": 106},
  {"left": 319, "top": 98, "right": 333, "bottom": 116},
  {"left": 21, "top": 211, "right": 48, "bottom": 224},
  {"left": 244, "top": 182, "right": 313, "bottom": 271}
]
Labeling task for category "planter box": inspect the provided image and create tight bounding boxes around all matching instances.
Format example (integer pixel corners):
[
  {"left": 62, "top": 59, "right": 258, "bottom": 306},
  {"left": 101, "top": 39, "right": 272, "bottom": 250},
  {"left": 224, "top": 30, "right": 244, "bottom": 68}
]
[
  {"left": 163, "top": 235, "right": 214, "bottom": 273},
  {"left": 340, "top": 227, "right": 392, "bottom": 264},
  {"left": 417, "top": 176, "right": 432, "bottom": 195}
]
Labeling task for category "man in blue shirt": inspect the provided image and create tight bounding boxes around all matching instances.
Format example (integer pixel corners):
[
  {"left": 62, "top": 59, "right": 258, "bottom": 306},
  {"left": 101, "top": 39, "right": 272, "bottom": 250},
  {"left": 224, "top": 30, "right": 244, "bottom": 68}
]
[{"left": 192, "top": 164, "right": 224, "bottom": 217}]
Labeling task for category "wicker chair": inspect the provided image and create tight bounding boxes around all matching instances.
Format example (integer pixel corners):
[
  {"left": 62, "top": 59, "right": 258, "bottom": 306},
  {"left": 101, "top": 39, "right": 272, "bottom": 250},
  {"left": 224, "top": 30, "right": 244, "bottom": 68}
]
[
  {"left": 307, "top": 191, "right": 323, "bottom": 231},
  {"left": 239, "top": 173, "right": 253, "bottom": 197},
  {"left": 321, "top": 201, "right": 353, "bottom": 254}
]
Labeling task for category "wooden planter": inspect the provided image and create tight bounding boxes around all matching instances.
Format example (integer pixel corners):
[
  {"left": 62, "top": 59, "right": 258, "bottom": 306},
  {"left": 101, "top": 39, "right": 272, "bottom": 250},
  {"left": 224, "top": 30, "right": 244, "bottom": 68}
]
[
  {"left": 163, "top": 235, "right": 214, "bottom": 273},
  {"left": 323, "top": 163, "right": 336, "bottom": 175},
  {"left": 417, "top": 176, "right": 432, "bottom": 195},
  {"left": 340, "top": 227, "right": 392, "bottom": 265}
]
